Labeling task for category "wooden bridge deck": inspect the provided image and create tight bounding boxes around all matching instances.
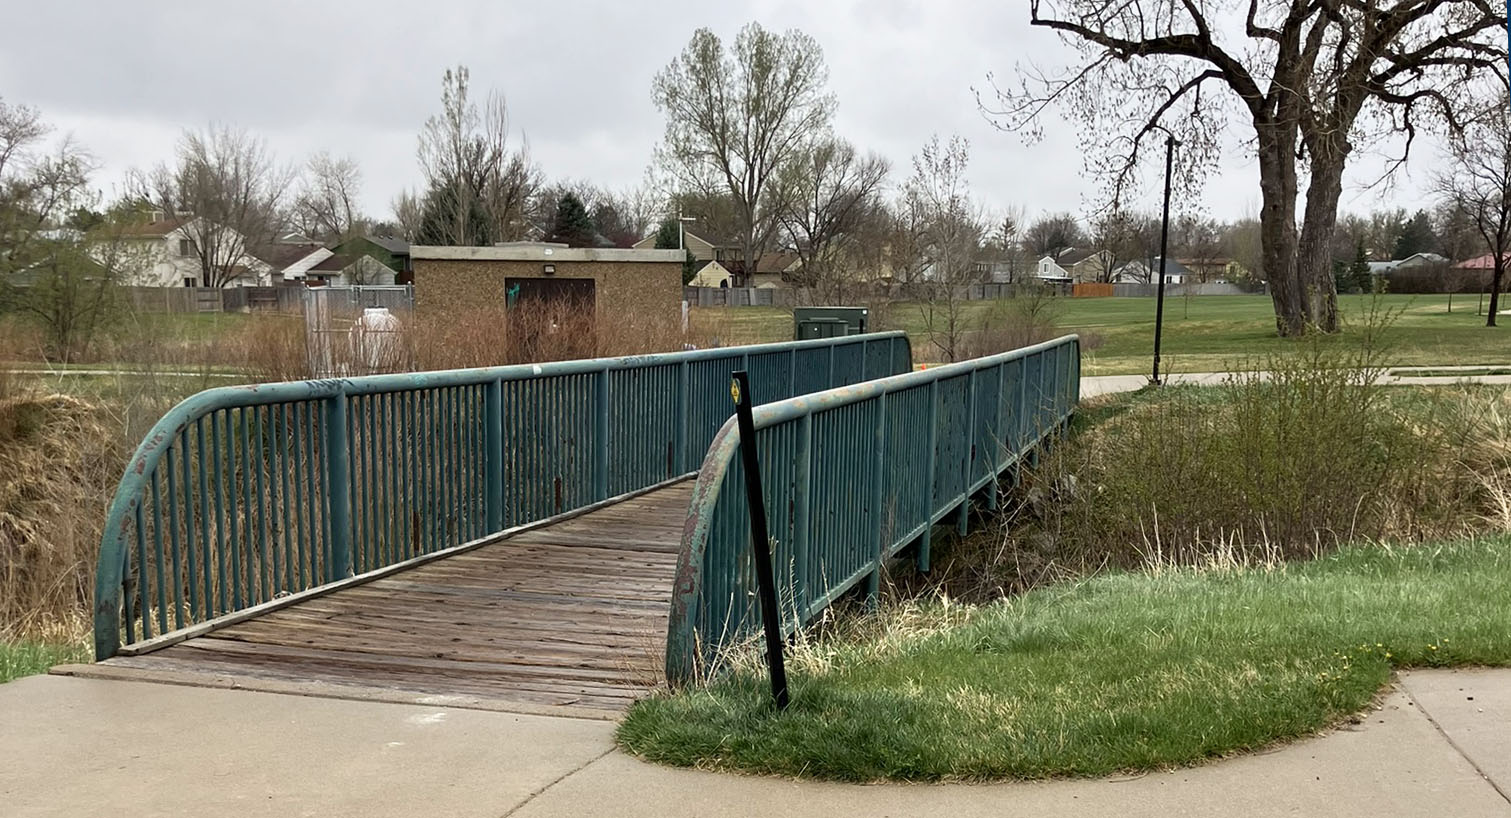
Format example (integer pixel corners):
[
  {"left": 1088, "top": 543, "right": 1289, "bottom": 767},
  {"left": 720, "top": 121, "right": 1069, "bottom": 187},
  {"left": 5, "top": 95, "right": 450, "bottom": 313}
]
[{"left": 90, "top": 482, "right": 692, "bottom": 716}]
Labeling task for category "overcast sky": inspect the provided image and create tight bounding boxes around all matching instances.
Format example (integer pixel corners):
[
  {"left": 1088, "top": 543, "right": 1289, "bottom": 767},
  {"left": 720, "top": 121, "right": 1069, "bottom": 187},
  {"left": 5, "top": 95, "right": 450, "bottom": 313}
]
[{"left": 2, "top": 0, "right": 1440, "bottom": 229}]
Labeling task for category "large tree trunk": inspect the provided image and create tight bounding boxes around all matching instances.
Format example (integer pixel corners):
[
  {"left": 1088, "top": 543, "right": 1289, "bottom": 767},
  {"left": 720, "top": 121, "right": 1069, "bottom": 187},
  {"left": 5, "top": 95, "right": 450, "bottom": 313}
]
[
  {"left": 1256, "top": 123, "right": 1305, "bottom": 337},
  {"left": 1490, "top": 259, "right": 1504, "bottom": 327},
  {"left": 1296, "top": 149, "right": 1346, "bottom": 333}
]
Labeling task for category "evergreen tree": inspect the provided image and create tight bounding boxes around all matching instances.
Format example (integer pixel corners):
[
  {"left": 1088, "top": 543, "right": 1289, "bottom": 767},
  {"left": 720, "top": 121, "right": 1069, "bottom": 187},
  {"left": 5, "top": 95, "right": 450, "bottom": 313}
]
[
  {"left": 1351, "top": 237, "right": 1373, "bottom": 293},
  {"left": 652, "top": 219, "right": 700, "bottom": 283},
  {"left": 1392, "top": 210, "right": 1436, "bottom": 259},
  {"left": 546, "top": 192, "right": 598, "bottom": 247},
  {"left": 652, "top": 218, "right": 680, "bottom": 249}
]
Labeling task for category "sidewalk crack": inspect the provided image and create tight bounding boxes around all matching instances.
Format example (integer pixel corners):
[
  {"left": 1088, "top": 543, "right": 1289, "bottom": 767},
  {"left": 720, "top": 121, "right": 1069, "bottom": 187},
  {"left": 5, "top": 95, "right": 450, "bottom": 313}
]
[
  {"left": 1401, "top": 676, "right": 1511, "bottom": 807},
  {"left": 499, "top": 745, "right": 617, "bottom": 818}
]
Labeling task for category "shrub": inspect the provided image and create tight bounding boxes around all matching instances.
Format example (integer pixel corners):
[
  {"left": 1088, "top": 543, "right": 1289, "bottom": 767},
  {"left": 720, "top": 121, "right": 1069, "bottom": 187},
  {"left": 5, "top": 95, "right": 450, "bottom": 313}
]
[
  {"left": 928, "top": 311, "right": 1510, "bottom": 600},
  {"left": 960, "top": 289, "right": 1063, "bottom": 359}
]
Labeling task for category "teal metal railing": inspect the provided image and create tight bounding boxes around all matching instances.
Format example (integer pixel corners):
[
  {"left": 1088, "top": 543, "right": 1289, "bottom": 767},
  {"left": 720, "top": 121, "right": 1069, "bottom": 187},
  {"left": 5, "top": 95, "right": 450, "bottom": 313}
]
[
  {"left": 665, "top": 335, "right": 1081, "bottom": 684},
  {"left": 92, "top": 332, "right": 913, "bottom": 660}
]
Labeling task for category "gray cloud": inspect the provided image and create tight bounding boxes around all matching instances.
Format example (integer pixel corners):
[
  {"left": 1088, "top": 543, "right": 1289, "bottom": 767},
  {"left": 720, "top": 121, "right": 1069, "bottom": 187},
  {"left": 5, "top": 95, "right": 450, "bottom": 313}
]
[{"left": 1, "top": 0, "right": 1436, "bottom": 227}]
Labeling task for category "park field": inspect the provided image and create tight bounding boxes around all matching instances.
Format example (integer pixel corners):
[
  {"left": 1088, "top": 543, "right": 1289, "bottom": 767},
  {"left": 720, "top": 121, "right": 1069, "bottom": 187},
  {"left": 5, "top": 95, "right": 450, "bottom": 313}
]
[{"left": 690, "top": 293, "right": 1511, "bottom": 375}]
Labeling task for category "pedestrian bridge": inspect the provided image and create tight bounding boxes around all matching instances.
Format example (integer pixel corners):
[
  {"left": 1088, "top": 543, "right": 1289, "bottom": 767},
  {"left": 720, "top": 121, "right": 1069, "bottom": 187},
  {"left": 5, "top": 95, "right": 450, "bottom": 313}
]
[{"left": 88, "top": 332, "right": 1079, "bottom": 715}]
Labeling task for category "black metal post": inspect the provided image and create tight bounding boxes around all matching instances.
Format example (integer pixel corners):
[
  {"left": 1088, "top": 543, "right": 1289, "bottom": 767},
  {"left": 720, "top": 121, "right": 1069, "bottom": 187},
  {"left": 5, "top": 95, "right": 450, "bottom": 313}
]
[
  {"left": 729, "top": 370, "right": 790, "bottom": 710},
  {"left": 1153, "top": 136, "right": 1176, "bottom": 385}
]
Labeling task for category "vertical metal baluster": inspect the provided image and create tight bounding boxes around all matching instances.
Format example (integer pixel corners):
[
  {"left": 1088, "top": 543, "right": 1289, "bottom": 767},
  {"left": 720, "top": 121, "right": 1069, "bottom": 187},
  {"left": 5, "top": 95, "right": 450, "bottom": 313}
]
[
  {"left": 151, "top": 469, "right": 168, "bottom": 633},
  {"left": 133, "top": 502, "right": 149, "bottom": 641},
  {"left": 165, "top": 446, "right": 186, "bottom": 628},
  {"left": 276, "top": 404, "right": 293, "bottom": 594},
  {"left": 918, "top": 381, "right": 940, "bottom": 572},
  {"left": 311, "top": 398, "right": 330, "bottom": 582},
  {"left": 324, "top": 393, "right": 352, "bottom": 583},
  {"left": 290, "top": 402, "right": 308, "bottom": 588},
  {"left": 209, "top": 413, "right": 229, "bottom": 616},
  {"left": 227, "top": 410, "right": 243, "bottom": 610},
  {"left": 252, "top": 406, "right": 269, "bottom": 603},
  {"left": 180, "top": 429, "right": 201, "bottom": 621}
]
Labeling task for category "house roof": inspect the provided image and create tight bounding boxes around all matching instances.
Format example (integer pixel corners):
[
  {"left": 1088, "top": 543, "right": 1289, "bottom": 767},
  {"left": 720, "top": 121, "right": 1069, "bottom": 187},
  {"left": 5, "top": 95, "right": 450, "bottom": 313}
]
[
  {"left": 366, "top": 235, "right": 410, "bottom": 254},
  {"left": 1056, "top": 248, "right": 1098, "bottom": 266},
  {"left": 120, "top": 219, "right": 186, "bottom": 237},
  {"left": 1455, "top": 253, "right": 1507, "bottom": 270},
  {"left": 755, "top": 252, "right": 801, "bottom": 274},
  {"left": 308, "top": 254, "right": 360, "bottom": 274},
  {"left": 251, "top": 243, "right": 326, "bottom": 270}
]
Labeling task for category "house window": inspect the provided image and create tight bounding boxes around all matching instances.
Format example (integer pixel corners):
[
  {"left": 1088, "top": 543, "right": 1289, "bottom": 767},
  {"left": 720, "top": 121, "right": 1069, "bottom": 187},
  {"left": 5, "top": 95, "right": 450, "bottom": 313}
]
[
  {"left": 178, "top": 239, "right": 192, "bottom": 256},
  {"left": 183, "top": 278, "right": 196, "bottom": 288}
]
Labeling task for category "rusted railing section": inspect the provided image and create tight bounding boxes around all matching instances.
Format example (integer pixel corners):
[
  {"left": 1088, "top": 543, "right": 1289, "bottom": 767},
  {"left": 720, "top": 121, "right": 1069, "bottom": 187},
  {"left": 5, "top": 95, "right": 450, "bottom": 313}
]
[
  {"left": 665, "top": 335, "right": 1081, "bottom": 684},
  {"left": 92, "top": 332, "right": 913, "bottom": 660}
]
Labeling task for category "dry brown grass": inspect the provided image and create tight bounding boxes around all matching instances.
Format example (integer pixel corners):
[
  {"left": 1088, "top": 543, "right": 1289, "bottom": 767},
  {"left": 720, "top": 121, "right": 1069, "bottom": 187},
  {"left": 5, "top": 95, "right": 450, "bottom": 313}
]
[{"left": 0, "top": 372, "right": 123, "bottom": 642}]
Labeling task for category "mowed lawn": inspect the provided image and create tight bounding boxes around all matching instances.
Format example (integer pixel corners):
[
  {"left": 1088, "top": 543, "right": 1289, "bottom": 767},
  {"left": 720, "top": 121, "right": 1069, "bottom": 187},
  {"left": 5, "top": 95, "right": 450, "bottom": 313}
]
[
  {"left": 691, "top": 294, "right": 1511, "bottom": 375},
  {"left": 618, "top": 537, "right": 1511, "bottom": 781}
]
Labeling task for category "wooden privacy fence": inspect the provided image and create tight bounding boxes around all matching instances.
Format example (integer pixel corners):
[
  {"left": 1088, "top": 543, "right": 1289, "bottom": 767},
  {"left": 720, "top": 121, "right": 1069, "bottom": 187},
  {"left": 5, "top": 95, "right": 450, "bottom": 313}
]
[
  {"left": 666, "top": 334, "right": 1081, "bottom": 683},
  {"left": 91, "top": 332, "right": 913, "bottom": 659}
]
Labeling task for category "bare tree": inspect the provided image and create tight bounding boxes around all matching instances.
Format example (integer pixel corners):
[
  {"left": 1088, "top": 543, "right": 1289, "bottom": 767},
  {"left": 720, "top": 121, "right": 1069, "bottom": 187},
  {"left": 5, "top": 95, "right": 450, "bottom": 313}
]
[
  {"left": 1091, "top": 209, "right": 1160, "bottom": 283},
  {"left": 906, "top": 135, "right": 986, "bottom": 362},
  {"left": 0, "top": 99, "right": 135, "bottom": 360},
  {"left": 984, "top": 1, "right": 1507, "bottom": 336},
  {"left": 1172, "top": 214, "right": 1224, "bottom": 282},
  {"left": 416, "top": 66, "right": 540, "bottom": 246},
  {"left": 132, "top": 125, "right": 294, "bottom": 287},
  {"left": 1436, "top": 95, "right": 1511, "bottom": 326},
  {"left": 294, "top": 151, "right": 365, "bottom": 242},
  {"left": 652, "top": 23, "right": 835, "bottom": 286},
  {"left": 389, "top": 189, "right": 423, "bottom": 242},
  {"left": 776, "top": 137, "right": 890, "bottom": 300},
  {"left": 1023, "top": 212, "right": 1085, "bottom": 259},
  {"left": 984, "top": 206, "right": 1027, "bottom": 284}
]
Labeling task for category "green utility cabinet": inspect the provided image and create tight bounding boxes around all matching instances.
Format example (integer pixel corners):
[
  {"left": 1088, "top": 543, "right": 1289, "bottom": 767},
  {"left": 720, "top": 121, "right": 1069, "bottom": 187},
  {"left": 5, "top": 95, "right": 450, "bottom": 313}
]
[{"left": 793, "top": 307, "right": 869, "bottom": 340}]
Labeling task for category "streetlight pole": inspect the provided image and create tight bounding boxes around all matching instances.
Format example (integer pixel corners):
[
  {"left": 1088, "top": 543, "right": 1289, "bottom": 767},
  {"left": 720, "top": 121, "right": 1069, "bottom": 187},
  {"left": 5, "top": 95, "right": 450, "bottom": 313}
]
[
  {"left": 1152, "top": 135, "right": 1177, "bottom": 385},
  {"left": 678, "top": 213, "right": 696, "bottom": 252}
]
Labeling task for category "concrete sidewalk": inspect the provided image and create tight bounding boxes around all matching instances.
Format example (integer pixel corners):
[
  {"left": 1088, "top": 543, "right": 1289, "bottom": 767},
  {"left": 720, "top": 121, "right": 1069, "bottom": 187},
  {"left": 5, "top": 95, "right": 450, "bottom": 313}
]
[
  {"left": 3, "top": 669, "right": 1508, "bottom": 817},
  {"left": 1081, "top": 369, "right": 1511, "bottom": 399}
]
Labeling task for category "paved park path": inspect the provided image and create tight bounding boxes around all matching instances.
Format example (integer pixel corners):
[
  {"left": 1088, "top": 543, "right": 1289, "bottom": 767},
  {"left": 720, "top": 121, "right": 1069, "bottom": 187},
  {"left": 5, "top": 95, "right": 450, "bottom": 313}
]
[
  {"left": 2, "top": 669, "right": 1509, "bottom": 817},
  {"left": 1080, "top": 365, "right": 1511, "bottom": 399}
]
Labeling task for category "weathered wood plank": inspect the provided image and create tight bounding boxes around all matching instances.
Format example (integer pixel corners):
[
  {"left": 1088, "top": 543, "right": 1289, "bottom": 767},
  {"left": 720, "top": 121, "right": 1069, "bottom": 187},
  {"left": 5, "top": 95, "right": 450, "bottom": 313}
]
[{"left": 103, "top": 480, "right": 691, "bottom": 713}]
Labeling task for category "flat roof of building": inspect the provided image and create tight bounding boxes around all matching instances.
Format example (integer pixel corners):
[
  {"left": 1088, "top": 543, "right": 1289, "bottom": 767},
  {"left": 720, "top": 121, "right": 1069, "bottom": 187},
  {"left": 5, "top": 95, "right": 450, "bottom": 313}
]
[{"left": 411, "top": 245, "right": 686, "bottom": 263}]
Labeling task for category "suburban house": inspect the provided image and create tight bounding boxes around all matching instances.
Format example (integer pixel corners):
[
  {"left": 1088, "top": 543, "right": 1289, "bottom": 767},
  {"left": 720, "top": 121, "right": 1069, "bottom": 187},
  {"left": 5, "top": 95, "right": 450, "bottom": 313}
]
[
  {"left": 1036, "top": 249, "right": 1107, "bottom": 284},
  {"left": 1368, "top": 252, "right": 1450, "bottom": 276},
  {"left": 632, "top": 229, "right": 779, "bottom": 286},
  {"left": 252, "top": 242, "right": 331, "bottom": 284},
  {"left": 1112, "top": 257, "right": 1193, "bottom": 285},
  {"left": 1454, "top": 253, "right": 1508, "bottom": 272},
  {"left": 1177, "top": 256, "right": 1245, "bottom": 282},
  {"left": 300, "top": 253, "right": 398, "bottom": 287},
  {"left": 330, "top": 235, "right": 412, "bottom": 284},
  {"left": 118, "top": 216, "right": 272, "bottom": 287}
]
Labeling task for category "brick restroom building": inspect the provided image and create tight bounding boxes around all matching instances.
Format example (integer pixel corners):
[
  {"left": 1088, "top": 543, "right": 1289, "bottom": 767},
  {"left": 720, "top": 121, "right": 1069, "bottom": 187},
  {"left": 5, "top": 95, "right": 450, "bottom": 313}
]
[{"left": 410, "top": 243, "right": 686, "bottom": 358}]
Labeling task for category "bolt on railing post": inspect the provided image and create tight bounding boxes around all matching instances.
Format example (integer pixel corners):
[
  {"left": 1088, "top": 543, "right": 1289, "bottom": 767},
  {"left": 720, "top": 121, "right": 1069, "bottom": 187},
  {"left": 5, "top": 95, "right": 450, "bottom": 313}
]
[
  {"left": 485, "top": 378, "right": 503, "bottom": 532},
  {"left": 323, "top": 393, "right": 353, "bottom": 582},
  {"left": 594, "top": 368, "right": 610, "bottom": 501}
]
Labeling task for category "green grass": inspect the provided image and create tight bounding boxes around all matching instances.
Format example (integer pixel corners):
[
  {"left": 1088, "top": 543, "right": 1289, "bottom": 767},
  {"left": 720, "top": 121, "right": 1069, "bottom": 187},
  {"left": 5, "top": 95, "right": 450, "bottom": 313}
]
[
  {"left": 692, "top": 294, "right": 1511, "bottom": 375},
  {"left": 1, "top": 641, "right": 88, "bottom": 684},
  {"left": 618, "top": 538, "right": 1511, "bottom": 781}
]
